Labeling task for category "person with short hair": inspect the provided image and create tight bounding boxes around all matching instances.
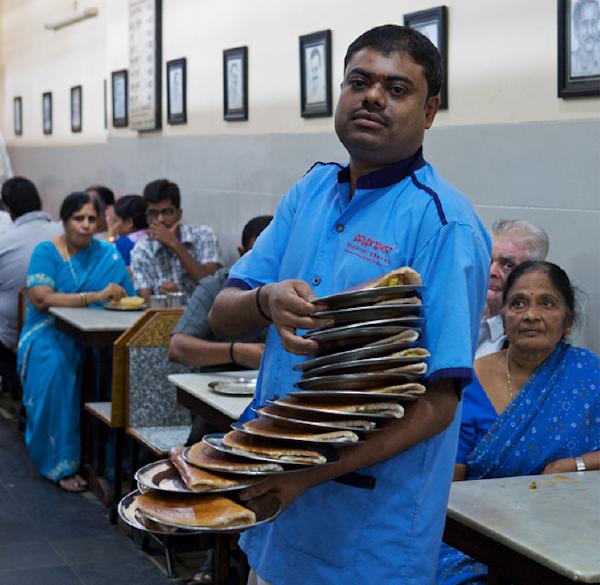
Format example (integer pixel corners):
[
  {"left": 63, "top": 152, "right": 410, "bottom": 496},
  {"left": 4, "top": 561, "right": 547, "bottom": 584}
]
[
  {"left": 131, "top": 179, "right": 222, "bottom": 302},
  {"left": 86, "top": 184, "right": 116, "bottom": 241},
  {"left": 209, "top": 25, "right": 490, "bottom": 585},
  {"left": 437, "top": 261, "right": 600, "bottom": 584},
  {"left": 571, "top": 0, "right": 600, "bottom": 77},
  {"left": 0, "top": 177, "right": 62, "bottom": 394},
  {"left": 112, "top": 195, "right": 148, "bottom": 266},
  {"left": 477, "top": 218, "right": 549, "bottom": 358},
  {"left": 18, "top": 192, "right": 134, "bottom": 492}
]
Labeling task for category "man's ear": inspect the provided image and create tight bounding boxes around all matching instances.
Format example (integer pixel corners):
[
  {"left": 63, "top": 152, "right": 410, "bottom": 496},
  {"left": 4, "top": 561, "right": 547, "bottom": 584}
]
[{"left": 424, "top": 95, "right": 440, "bottom": 129}]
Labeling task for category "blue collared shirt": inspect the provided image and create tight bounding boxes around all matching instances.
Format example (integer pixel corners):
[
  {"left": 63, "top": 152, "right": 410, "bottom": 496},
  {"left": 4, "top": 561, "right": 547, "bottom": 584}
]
[{"left": 226, "top": 151, "right": 491, "bottom": 585}]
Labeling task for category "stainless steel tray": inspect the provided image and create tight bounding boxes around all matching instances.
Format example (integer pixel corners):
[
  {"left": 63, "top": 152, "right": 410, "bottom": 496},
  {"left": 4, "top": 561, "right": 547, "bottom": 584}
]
[
  {"left": 183, "top": 445, "right": 285, "bottom": 476},
  {"left": 315, "top": 285, "right": 425, "bottom": 310},
  {"left": 295, "top": 371, "right": 423, "bottom": 390},
  {"left": 311, "top": 303, "right": 425, "bottom": 325},
  {"left": 267, "top": 398, "right": 404, "bottom": 420},
  {"left": 230, "top": 420, "right": 364, "bottom": 448},
  {"left": 208, "top": 378, "right": 256, "bottom": 396},
  {"left": 304, "top": 317, "right": 424, "bottom": 340},
  {"left": 301, "top": 354, "right": 429, "bottom": 377},
  {"left": 202, "top": 433, "right": 339, "bottom": 467},
  {"left": 104, "top": 303, "right": 147, "bottom": 311},
  {"left": 288, "top": 389, "right": 423, "bottom": 401}
]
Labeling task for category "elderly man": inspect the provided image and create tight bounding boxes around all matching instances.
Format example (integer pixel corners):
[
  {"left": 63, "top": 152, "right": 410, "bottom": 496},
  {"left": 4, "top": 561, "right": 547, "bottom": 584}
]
[
  {"left": 477, "top": 218, "right": 549, "bottom": 358},
  {"left": 209, "top": 25, "right": 490, "bottom": 585},
  {"left": 571, "top": 0, "right": 600, "bottom": 77},
  {"left": 131, "top": 179, "right": 222, "bottom": 302},
  {"left": 0, "top": 177, "right": 62, "bottom": 393}
]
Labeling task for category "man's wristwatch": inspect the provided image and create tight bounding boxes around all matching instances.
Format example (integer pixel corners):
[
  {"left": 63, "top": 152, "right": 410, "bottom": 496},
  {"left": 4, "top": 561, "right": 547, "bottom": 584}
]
[{"left": 574, "top": 456, "right": 586, "bottom": 472}]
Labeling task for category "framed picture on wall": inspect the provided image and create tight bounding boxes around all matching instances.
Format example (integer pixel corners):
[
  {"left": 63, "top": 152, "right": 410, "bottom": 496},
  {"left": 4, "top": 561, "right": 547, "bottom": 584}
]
[
  {"left": 111, "top": 69, "right": 128, "bottom": 127},
  {"left": 223, "top": 46, "right": 248, "bottom": 121},
  {"left": 42, "top": 92, "right": 52, "bottom": 135},
  {"left": 404, "top": 6, "right": 448, "bottom": 109},
  {"left": 71, "top": 85, "right": 82, "bottom": 133},
  {"left": 14, "top": 97, "right": 22, "bottom": 136},
  {"left": 558, "top": 0, "right": 600, "bottom": 97},
  {"left": 167, "top": 58, "right": 187, "bottom": 124},
  {"left": 299, "top": 29, "right": 332, "bottom": 118}
]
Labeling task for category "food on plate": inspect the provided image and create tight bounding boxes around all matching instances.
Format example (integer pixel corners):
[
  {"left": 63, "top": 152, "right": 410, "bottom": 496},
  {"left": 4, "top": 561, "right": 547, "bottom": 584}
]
[
  {"left": 368, "top": 267, "right": 422, "bottom": 288},
  {"left": 363, "top": 383, "right": 426, "bottom": 395},
  {"left": 256, "top": 405, "right": 377, "bottom": 431},
  {"left": 374, "top": 296, "right": 422, "bottom": 306},
  {"left": 169, "top": 446, "right": 256, "bottom": 492},
  {"left": 242, "top": 418, "right": 359, "bottom": 443},
  {"left": 186, "top": 442, "right": 284, "bottom": 473},
  {"left": 275, "top": 398, "right": 405, "bottom": 418},
  {"left": 223, "top": 430, "right": 327, "bottom": 464},
  {"left": 368, "top": 329, "right": 420, "bottom": 346},
  {"left": 384, "top": 362, "right": 428, "bottom": 375},
  {"left": 135, "top": 491, "right": 256, "bottom": 528},
  {"left": 109, "top": 295, "right": 145, "bottom": 308},
  {"left": 392, "top": 348, "right": 430, "bottom": 358}
]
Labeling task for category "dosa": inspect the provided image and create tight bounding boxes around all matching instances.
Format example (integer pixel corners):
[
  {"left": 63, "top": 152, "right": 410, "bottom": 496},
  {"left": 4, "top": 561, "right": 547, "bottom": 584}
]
[
  {"left": 186, "top": 442, "right": 284, "bottom": 473},
  {"left": 242, "top": 418, "right": 359, "bottom": 443}
]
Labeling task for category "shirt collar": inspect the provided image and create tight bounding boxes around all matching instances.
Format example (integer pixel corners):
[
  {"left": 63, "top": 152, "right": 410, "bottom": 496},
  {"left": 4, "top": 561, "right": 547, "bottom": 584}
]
[
  {"left": 486, "top": 314, "right": 505, "bottom": 342},
  {"left": 14, "top": 211, "right": 53, "bottom": 227},
  {"left": 336, "top": 147, "right": 426, "bottom": 190}
]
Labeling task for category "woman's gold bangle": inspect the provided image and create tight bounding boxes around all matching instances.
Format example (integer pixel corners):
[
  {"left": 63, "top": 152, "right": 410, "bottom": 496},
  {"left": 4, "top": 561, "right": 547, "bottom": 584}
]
[{"left": 80, "top": 292, "right": 87, "bottom": 307}]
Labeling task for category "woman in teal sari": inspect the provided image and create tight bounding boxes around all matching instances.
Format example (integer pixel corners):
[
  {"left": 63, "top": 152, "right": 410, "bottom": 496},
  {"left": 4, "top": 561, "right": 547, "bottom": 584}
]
[
  {"left": 18, "top": 192, "right": 134, "bottom": 492},
  {"left": 437, "top": 261, "right": 600, "bottom": 584}
]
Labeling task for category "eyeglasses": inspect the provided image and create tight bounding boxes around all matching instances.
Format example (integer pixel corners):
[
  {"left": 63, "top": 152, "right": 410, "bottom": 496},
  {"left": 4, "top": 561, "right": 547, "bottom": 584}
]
[{"left": 146, "top": 207, "right": 177, "bottom": 220}]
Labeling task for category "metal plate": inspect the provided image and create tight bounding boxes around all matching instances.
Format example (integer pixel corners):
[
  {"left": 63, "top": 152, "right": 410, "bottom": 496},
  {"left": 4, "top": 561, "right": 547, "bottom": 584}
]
[
  {"left": 304, "top": 317, "right": 424, "bottom": 340},
  {"left": 301, "top": 354, "right": 429, "bottom": 377},
  {"left": 294, "top": 337, "right": 421, "bottom": 372},
  {"left": 230, "top": 420, "right": 364, "bottom": 448},
  {"left": 254, "top": 405, "right": 379, "bottom": 433},
  {"left": 202, "top": 434, "right": 339, "bottom": 468},
  {"left": 134, "top": 459, "right": 260, "bottom": 494},
  {"left": 183, "top": 445, "right": 286, "bottom": 477},
  {"left": 295, "top": 371, "right": 423, "bottom": 390},
  {"left": 208, "top": 378, "right": 256, "bottom": 396},
  {"left": 128, "top": 489, "right": 282, "bottom": 534},
  {"left": 104, "top": 303, "right": 147, "bottom": 311},
  {"left": 267, "top": 398, "right": 404, "bottom": 420},
  {"left": 315, "top": 284, "right": 425, "bottom": 310},
  {"left": 288, "top": 389, "right": 423, "bottom": 401},
  {"left": 311, "top": 303, "right": 425, "bottom": 325}
]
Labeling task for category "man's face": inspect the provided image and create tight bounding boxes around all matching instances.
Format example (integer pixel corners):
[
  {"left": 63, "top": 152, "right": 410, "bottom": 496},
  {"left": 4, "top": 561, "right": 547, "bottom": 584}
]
[
  {"left": 334, "top": 48, "right": 439, "bottom": 167},
  {"left": 576, "top": 2, "right": 599, "bottom": 53},
  {"left": 487, "top": 234, "right": 532, "bottom": 316},
  {"left": 310, "top": 52, "right": 322, "bottom": 85},
  {"left": 145, "top": 199, "right": 181, "bottom": 229}
]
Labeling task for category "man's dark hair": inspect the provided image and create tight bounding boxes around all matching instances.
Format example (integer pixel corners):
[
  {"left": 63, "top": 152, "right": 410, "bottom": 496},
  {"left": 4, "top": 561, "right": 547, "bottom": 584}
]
[
  {"left": 86, "top": 185, "right": 115, "bottom": 207},
  {"left": 60, "top": 192, "right": 101, "bottom": 222},
  {"left": 114, "top": 194, "right": 148, "bottom": 231},
  {"left": 344, "top": 24, "right": 443, "bottom": 99},
  {"left": 242, "top": 215, "right": 273, "bottom": 249},
  {"left": 143, "top": 179, "right": 181, "bottom": 208},
  {"left": 1, "top": 177, "right": 42, "bottom": 219}
]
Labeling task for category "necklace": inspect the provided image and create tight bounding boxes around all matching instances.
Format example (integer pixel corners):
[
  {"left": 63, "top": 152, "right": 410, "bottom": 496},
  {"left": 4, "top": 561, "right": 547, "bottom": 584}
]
[
  {"left": 505, "top": 349, "right": 515, "bottom": 401},
  {"left": 60, "top": 236, "right": 81, "bottom": 287}
]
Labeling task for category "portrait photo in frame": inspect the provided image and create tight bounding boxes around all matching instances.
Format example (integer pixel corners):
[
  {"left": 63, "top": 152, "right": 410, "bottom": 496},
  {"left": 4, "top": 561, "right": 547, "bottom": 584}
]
[
  {"left": 71, "top": 85, "right": 82, "bottom": 133},
  {"left": 558, "top": 0, "right": 600, "bottom": 97},
  {"left": 167, "top": 57, "right": 187, "bottom": 125},
  {"left": 404, "top": 6, "right": 448, "bottom": 109},
  {"left": 299, "top": 29, "right": 332, "bottom": 118},
  {"left": 111, "top": 69, "right": 128, "bottom": 127},
  {"left": 223, "top": 46, "right": 248, "bottom": 121},
  {"left": 14, "top": 97, "right": 22, "bottom": 136},
  {"left": 42, "top": 92, "right": 52, "bottom": 135}
]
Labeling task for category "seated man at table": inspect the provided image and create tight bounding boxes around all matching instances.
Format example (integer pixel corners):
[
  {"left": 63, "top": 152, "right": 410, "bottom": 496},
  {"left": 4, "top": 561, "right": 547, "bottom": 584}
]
[
  {"left": 477, "top": 218, "right": 549, "bottom": 358},
  {"left": 0, "top": 177, "right": 62, "bottom": 395},
  {"left": 131, "top": 179, "right": 222, "bottom": 302}
]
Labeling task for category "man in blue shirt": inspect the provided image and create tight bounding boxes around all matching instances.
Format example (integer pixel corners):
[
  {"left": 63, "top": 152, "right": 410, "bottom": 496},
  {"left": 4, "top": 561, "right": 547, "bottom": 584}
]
[{"left": 209, "top": 25, "right": 490, "bottom": 585}]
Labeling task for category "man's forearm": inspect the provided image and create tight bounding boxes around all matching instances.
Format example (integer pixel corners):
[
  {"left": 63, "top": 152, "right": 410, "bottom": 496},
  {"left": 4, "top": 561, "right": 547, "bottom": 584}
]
[
  {"left": 172, "top": 242, "right": 219, "bottom": 282},
  {"left": 169, "top": 334, "right": 232, "bottom": 366},
  {"left": 209, "top": 286, "right": 267, "bottom": 339}
]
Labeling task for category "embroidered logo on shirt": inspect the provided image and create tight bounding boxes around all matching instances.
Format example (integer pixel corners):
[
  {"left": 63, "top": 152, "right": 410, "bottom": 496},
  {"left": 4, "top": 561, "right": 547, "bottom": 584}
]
[{"left": 344, "top": 233, "right": 393, "bottom": 268}]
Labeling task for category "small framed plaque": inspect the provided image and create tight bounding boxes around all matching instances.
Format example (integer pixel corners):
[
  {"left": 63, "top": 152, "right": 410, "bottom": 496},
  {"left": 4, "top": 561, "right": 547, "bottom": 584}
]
[
  {"left": 42, "top": 92, "right": 52, "bottom": 135},
  {"left": 71, "top": 85, "right": 82, "bottom": 133},
  {"left": 112, "top": 69, "right": 129, "bottom": 127},
  {"left": 167, "top": 58, "right": 187, "bottom": 124},
  {"left": 299, "top": 30, "right": 332, "bottom": 118},
  {"left": 14, "top": 97, "right": 22, "bottom": 136},
  {"left": 223, "top": 46, "right": 248, "bottom": 121}
]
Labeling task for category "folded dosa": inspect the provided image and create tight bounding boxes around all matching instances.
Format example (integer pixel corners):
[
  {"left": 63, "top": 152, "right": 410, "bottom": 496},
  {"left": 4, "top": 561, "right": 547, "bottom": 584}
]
[
  {"left": 276, "top": 398, "right": 404, "bottom": 418},
  {"left": 169, "top": 446, "right": 253, "bottom": 492},
  {"left": 368, "top": 267, "right": 422, "bottom": 288},
  {"left": 364, "top": 383, "right": 426, "bottom": 395},
  {"left": 368, "top": 329, "right": 419, "bottom": 346},
  {"left": 136, "top": 492, "right": 256, "bottom": 528},
  {"left": 391, "top": 347, "right": 430, "bottom": 358},
  {"left": 384, "top": 362, "right": 428, "bottom": 375},
  {"left": 257, "top": 406, "right": 377, "bottom": 431},
  {"left": 186, "top": 442, "right": 284, "bottom": 473},
  {"left": 242, "top": 418, "right": 358, "bottom": 443},
  {"left": 223, "top": 430, "right": 327, "bottom": 464},
  {"left": 374, "top": 296, "right": 422, "bottom": 306}
]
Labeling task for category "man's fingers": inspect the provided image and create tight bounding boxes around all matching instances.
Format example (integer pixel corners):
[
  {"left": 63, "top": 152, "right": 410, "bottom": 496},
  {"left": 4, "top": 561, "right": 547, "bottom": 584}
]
[
  {"left": 239, "top": 478, "right": 274, "bottom": 501},
  {"left": 278, "top": 326, "right": 319, "bottom": 355}
]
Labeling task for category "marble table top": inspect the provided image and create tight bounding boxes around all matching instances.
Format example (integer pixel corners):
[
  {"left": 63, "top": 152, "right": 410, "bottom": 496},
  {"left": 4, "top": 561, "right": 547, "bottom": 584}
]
[
  {"left": 168, "top": 371, "right": 256, "bottom": 421},
  {"left": 447, "top": 471, "right": 600, "bottom": 582},
  {"left": 49, "top": 306, "right": 143, "bottom": 332}
]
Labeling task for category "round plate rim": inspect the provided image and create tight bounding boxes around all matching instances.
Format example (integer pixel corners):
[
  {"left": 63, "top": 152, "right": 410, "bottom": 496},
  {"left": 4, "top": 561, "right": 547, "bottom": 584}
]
[{"left": 267, "top": 399, "right": 403, "bottom": 420}]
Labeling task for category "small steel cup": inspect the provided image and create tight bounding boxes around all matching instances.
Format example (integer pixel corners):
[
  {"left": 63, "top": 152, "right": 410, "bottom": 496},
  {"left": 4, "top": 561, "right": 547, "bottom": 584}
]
[
  {"left": 167, "top": 292, "right": 186, "bottom": 308},
  {"left": 149, "top": 294, "right": 168, "bottom": 308}
]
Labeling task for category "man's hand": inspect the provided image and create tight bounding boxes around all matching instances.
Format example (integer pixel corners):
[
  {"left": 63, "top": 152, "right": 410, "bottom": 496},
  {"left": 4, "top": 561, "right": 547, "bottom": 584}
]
[
  {"left": 148, "top": 219, "right": 180, "bottom": 250},
  {"left": 159, "top": 280, "right": 181, "bottom": 294},
  {"left": 262, "top": 280, "right": 333, "bottom": 355},
  {"left": 240, "top": 471, "right": 314, "bottom": 513}
]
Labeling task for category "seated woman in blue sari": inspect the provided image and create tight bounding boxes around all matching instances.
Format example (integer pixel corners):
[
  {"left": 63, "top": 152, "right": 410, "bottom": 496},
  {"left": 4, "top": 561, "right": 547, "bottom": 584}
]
[
  {"left": 18, "top": 192, "right": 134, "bottom": 492},
  {"left": 437, "top": 261, "right": 600, "bottom": 584}
]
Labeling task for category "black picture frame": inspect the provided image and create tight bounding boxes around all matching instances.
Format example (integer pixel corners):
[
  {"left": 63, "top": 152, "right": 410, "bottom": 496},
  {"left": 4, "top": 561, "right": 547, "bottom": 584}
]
[
  {"left": 14, "top": 97, "right": 22, "bottom": 136},
  {"left": 223, "top": 46, "right": 248, "bottom": 121},
  {"left": 111, "top": 69, "right": 128, "bottom": 127},
  {"left": 404, "top": 6, "right": 449, "bottom": 109},
  {"left": 558, "top": 0, "right": 600, "bottom": 97},
  {"left": 42, "top": 92, "right": 52, "bottom": 135},
  {"left": 70, "top": 85, "right": 82, "bottom": 133},
  {"left": 299, "top": 29, "right": 332, "bottom": 118},
  {"left": 167, "top": 57, "right": 187, "bottom": 125}
]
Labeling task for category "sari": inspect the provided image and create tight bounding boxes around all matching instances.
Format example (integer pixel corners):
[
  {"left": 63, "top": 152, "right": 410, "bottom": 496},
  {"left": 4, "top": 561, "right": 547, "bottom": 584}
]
[
  {"left": 437, "top": 342, "right": 600, "bottom": 584},
  {"left": 17, "top": 239, "right": 134, "bottom": 481}
]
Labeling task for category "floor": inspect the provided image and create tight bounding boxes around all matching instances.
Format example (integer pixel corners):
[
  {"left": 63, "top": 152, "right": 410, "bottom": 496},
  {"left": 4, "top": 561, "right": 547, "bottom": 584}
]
[{"left": 0, "top": 393, "right": 209, "bottom": 585}]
